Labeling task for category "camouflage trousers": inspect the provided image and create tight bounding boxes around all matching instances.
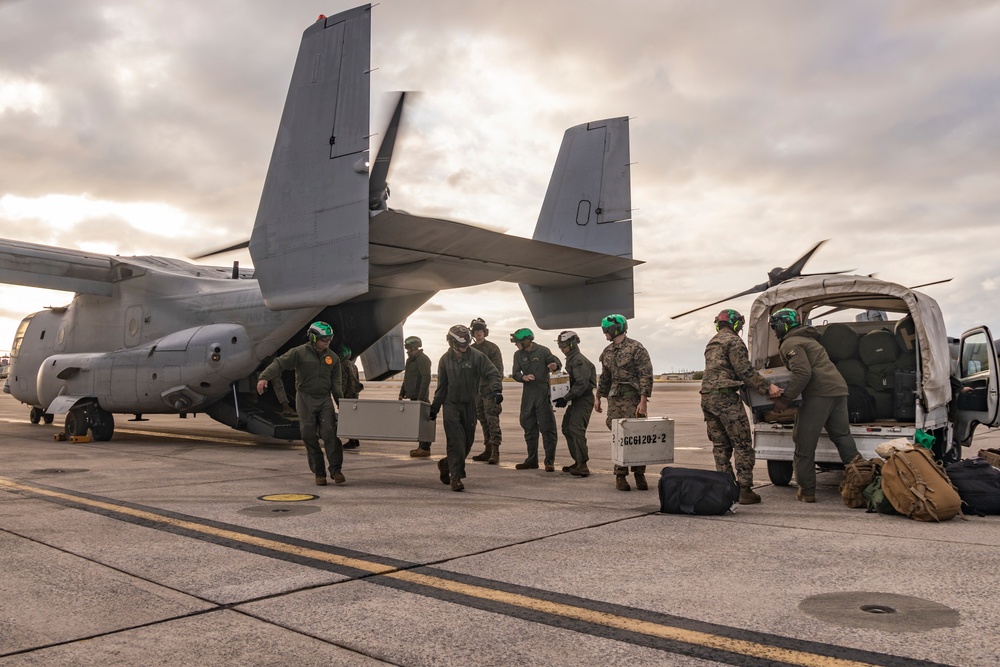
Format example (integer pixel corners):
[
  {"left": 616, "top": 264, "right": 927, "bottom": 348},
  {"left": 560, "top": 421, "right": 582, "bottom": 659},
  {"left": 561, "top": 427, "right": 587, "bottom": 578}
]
[
  {"left": 475, "top": 385, "right": 502, "bottom": 448},
  {"left": 701, "top": 392, "right": 754, "bottom": 488},
  {"left": 605, "top": 394, "right": 646, "bottom": 476}
]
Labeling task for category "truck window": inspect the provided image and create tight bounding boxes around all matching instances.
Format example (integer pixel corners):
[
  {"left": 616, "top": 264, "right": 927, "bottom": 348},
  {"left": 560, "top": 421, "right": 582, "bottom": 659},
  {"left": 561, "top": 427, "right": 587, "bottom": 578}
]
[{"left": 961, "top": 332, "right": 991, "bottom": 378}]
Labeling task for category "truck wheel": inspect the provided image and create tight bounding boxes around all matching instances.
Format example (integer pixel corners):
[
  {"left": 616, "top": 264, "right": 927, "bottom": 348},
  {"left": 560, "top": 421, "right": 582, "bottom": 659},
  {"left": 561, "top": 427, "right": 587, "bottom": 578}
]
[
  {"left": 91, "top": 409, "right": 115, "bottom": 442},
  {"left": 767, "top": 460, "right": 794, "bottom": 486}
]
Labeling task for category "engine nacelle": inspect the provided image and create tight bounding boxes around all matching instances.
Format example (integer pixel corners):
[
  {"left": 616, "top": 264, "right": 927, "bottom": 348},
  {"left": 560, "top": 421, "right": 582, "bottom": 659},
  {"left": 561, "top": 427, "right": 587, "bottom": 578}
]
[{"left": 37, "top": 323, "right": 256, "bottom": 414}]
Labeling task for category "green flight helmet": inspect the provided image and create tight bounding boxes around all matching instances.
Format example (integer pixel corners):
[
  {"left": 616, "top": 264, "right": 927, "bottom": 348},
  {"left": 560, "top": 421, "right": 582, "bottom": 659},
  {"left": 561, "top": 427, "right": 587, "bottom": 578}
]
[
  {"left": 339, "top": 344, "right": 352, "bottom": 360},
  {"left": 307, "top": 321, "right": 334, "bottom": 345},
  {"left": 768, "top": 308, "right": 801, "bottom": 336},
  {"left": 404, "top": 336, "right": 422, "bottom": 350},
  {"left": 510, "top": 328, "right": 534, "bottom": 344},
  {"left": 716, "top": 309, "right": 745, "bottom": 334},
  {"left": 601, "top": 314, "right": 627, "bottom": 337}
]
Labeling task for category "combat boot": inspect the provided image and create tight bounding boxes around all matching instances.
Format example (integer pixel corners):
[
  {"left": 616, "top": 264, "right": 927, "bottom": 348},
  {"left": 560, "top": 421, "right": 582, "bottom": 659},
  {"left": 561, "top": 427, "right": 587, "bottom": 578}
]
[
  {"left": 410, "top": 447, "right": 431, "bottom": 458},
  {"left": 487, "top": 445, "right": 499, "bottom": 465},
  {"left": 561, "top": 463, "right": 577, "bottom": 473},
  {"left": 634, "top": 472, "right": 648, "bottom": 491},
  {"left": 615, "top": 475, "right": 631, "bottom": 492},
  {"left": 515, "top": 461, "right": 538, "bottom": 470},
  {"left": 796, "top": 489, "right": 816, "bottom": 503},
  {"left": 438, "top": 458, "right": 450, "bottom": 485},
  {"left": 570, "top": 464, "right": 590, "bottom": 477},
  {"left": 472, "top": 449, "right": 491, "bottom": 462},
  {"left": 333, "top": 472, "right": 346, "bottom": 485},
  {"left": 451, "top": 479, "right": 465, "bottom": 492},
  {"left": 739, "top": 486, "right": 761, "bottom": 504},
  {"left": 315, "top": 476, "right": 328, "bottom": 486}
]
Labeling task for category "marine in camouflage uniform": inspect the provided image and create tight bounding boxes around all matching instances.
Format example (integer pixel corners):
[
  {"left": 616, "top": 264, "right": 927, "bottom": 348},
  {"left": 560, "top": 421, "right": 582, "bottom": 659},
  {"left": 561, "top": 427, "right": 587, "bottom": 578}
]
[
  {"left": 595, "top": 314, "right": 653, "bottom": 491},
  {"left": 700, "top": 309, "right": 777, "bottom": 504},
  {"left": 469, "top": 319, "right": 504, "bottom": 464}
]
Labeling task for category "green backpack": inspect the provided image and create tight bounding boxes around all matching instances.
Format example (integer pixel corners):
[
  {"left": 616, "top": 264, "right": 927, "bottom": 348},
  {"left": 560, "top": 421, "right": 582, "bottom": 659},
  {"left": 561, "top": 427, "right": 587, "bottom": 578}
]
[{"left": 863, "top": 475, "right": 898, "bottom": 515}]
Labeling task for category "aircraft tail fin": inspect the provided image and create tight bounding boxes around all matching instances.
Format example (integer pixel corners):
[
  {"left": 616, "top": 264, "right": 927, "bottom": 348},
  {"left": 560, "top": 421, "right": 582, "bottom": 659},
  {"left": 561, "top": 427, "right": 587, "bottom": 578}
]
[
  {"left": 249, "top": 6, "right": 372, "bottom": 310},
  {"left": 519, "top": 117, "right": 634, "bottom": 329}
]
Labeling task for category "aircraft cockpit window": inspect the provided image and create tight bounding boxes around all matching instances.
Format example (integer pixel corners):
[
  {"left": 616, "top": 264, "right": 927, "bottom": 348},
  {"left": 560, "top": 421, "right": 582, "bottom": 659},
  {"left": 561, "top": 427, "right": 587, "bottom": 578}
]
[
  {"left": 961, "top": 332, "right": 992, "bottom": 379},
  {"left": 10, "top": 316, "right": 33, "bottom": 355}
]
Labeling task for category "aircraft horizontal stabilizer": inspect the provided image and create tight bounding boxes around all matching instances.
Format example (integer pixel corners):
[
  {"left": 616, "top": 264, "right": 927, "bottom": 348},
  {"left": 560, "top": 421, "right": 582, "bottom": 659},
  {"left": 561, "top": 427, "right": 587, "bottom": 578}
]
[{"left": 0, "top": 238, "right": 116, "bottom": 296}]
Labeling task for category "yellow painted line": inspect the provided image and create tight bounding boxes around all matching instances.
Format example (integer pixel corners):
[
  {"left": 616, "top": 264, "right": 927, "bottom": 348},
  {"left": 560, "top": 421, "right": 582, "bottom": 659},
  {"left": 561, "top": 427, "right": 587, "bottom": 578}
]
[{"left": 0, "top": 476, "right": 882, "bottom": 667}]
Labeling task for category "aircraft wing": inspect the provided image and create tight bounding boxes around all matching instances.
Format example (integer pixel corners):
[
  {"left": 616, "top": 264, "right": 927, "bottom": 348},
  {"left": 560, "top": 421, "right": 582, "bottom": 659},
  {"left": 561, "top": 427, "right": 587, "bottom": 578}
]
[
  {"left": 367, "top": 210, "right": 641, "bottom": 292},
  {"left": 0, "top": 238, "right": 116, "bottom": 297}
]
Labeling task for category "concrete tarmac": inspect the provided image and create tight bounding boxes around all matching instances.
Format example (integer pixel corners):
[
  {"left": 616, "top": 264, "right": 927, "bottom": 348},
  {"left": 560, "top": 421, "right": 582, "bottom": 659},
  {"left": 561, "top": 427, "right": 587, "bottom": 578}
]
[{"left": 1, "top": 382, "right": 999, "bottom": 666}]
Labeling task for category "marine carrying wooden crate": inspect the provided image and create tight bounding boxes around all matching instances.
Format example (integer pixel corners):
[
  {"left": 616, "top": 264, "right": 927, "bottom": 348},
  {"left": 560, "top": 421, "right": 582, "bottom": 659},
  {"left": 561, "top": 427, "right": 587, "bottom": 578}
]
[
  {"left": 337, "top": 399, "right": 436, "bottom": 442},
  {"left": 611, "top": 417, "right": 675, "bottom": 466}
]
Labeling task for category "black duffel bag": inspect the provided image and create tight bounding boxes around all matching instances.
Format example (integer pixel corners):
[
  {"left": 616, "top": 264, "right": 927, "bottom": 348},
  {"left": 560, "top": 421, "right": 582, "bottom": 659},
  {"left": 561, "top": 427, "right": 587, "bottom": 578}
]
[
  {"left": 945, "top": 458, "right": 1000, "bottom": 515},
  {"left": 658, "top": 467, "right": 739, "bottom": 515}
]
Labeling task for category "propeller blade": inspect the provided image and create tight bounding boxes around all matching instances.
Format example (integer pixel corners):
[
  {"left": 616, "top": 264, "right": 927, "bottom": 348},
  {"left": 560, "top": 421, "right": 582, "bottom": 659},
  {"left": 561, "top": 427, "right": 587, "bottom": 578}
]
[
  {"left": 909, "top": 278, "right": 952, "bottom": 290},
  {"left": 190, "top": 239, "right": 250, "bottom": 260},
  {"left": 776, "top": 240, "right": 827, "bottom": 281},
  {"left": 670, "top": 282, "right": 770, "bottom": 320},
  {"left": 369, "top": 91, "right": 407, "bottom": 209}
]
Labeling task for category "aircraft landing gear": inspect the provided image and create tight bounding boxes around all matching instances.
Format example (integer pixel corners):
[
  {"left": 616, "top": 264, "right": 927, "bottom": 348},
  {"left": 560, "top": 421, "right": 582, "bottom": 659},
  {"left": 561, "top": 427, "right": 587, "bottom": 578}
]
[
  {"left": 29, "top": 407, "right": 43, "bottom": 424},
  {"left": 64, "top": 404, "right": 115, "bottom": 441},
  {"left": 43, "top": 412, "right": 54, "bottom": 424}
]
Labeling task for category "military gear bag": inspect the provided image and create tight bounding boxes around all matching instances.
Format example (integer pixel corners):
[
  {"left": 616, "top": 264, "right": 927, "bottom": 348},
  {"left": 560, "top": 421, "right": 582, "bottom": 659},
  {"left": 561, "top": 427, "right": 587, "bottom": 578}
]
[
  {"left": 881, "top": 448, "right": 962, "bottom": 522},
  {"left": 945, "top": 458, "right": 1000, "bottom": 516},
  {"left": 847, "top": 385, "right": 876, "bottom": 423},
  {"left": 840, "top": 455, "right": 875, "bottom": 508},
  {"left": 862, "top": 458, "right": 897, "bottom": 514},
  {"left": 658, "top": 467, "right": 739, "bottom": 515}
]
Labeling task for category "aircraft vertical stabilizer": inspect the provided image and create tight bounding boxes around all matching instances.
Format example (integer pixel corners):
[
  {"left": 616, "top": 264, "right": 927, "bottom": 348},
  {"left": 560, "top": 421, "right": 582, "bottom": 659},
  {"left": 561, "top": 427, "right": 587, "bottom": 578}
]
[
  {"left": 519, "top": 117, "right": 634, "bottom": 329},
  {"left": 249, "top": 6, "right": 372, "bottom": 310}
]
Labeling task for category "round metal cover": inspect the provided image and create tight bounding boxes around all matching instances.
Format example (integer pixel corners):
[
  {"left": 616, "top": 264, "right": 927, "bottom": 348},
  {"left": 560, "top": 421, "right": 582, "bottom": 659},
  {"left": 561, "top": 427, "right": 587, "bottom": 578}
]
[
  {"left": 257, "top": 493, "right": 318, "bottom": 502},
  {"left": 799, "top": 592, "right": 959, "bottom": 632},
  {"left": 238, "top": 505, "right": 321, "bottom": 518}
]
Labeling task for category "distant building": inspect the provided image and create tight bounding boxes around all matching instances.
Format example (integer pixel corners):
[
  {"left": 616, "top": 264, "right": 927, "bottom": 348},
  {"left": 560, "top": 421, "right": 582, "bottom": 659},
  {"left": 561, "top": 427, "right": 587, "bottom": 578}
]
[{"left": 658, "top": 372, "right": 696, "bottom": 382}]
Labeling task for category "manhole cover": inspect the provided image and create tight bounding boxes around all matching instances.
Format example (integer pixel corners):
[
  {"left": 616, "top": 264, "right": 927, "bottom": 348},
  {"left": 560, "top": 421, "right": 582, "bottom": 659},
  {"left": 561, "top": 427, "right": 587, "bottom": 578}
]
[
  {"left": 257, "top": 493, "right": 318, "bottom": 502},
  {"left": 30, "top": 468, "right": 89, "bottom": 475},
  {"left": 799, "top": 592, "right": 959, "bottom": 632},
  {"left": 238, "top": 505, "right": 321, "bottom": 518}
]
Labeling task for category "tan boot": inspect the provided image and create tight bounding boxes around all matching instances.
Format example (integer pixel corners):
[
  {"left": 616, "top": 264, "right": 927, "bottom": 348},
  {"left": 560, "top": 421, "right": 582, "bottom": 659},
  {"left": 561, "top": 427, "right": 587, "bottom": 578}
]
[
  {"left": 615, "top": 475, "right": 631, "bottom": 492},
  {"left": 410, "top": 447, "right": 431, "bottom": 458},
  {"left": 796, "top": 489, "right": 816, "bottom": 503},
  {"left": 634, "top": 472, "right": 648, "bottom": 491},
  {"left": 450, "top": 479, "right": 465, "bottom": 492},
  {"left": 315, "top": 476, "right": 328, "bottom": 486},
  {"left": 739, "top": 486, "right": 761, "bottom": 504}
]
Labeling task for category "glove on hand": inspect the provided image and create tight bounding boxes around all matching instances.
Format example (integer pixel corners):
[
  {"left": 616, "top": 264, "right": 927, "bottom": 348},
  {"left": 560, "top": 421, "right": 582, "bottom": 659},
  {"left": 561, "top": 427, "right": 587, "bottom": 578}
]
[
  {"left": 553, "top": 397, "right": 568, "bottom": 408},
  {"left": 493, "top": 392, "right": 504, "bottom": 405},
  {"left": 427, "top": 408, "right": 438, "bottom": 421}
]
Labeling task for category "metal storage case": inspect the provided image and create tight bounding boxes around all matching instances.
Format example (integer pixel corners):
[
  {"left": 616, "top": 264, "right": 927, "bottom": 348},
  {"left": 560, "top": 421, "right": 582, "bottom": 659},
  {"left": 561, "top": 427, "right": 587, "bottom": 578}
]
[
  {"left": 549, "top": 372, "right": 570, "bottom": 403},
  {"left": 337, "top": 399, "right": 437, "bottom": 442},
  {"left": 611, "top": 417, "right": 675, "bottom": 466},
  {"left": 744, "top": 366, "right": 794, "bottom": 412}
]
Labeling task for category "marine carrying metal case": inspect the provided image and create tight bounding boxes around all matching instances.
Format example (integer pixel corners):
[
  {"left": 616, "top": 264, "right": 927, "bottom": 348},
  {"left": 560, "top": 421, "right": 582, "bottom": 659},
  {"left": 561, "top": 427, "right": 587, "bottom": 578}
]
[
  {"left": 611, "top": 417, "right": 675, "bottom": 466},
  {"left": 743, "top": 367, "right": 794, "bottom": 412},
  {"left": 337, "top": 399, "right": 437, "bottom": 442}
]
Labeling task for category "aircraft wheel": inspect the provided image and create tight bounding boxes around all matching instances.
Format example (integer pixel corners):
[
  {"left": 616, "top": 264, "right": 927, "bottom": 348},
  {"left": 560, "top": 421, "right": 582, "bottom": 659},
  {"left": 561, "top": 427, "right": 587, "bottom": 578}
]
[
  {"left": 91, "top": 409, "right": 115, "bottom": 442},
  {"left": 43, "top": 413, "right": 54, "bottom": 424},
  {"left": 29, "top": 407, "right": 43, "bottom": 424},
  {"left": 65, "top": 408, "right": 89, "bottom": 437},
  {"left": 767, "top": 460, "right": 794, "bottom": 486}
]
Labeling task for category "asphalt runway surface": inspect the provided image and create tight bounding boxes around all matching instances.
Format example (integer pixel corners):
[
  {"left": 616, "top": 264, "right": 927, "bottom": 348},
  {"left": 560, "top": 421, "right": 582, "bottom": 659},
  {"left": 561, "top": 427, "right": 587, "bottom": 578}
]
[{"left": 2, "top": 382, "right": 999, "bottom": 666}]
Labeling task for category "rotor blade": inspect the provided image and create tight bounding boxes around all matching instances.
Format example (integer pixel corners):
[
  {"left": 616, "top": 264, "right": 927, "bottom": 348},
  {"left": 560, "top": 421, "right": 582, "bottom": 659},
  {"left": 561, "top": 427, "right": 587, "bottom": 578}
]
[
  {"left": 670, "top": 282, "right": 770, "bottom": 320},
  {"left": 190, "top": 239, "right": 250, "bottom": 260},
  {"left": 777, "top": 240, "right": 827, "bottom": 281},
  {"left": 909, "top": 278, "right": 952, "bottom": 290},
  {"left": 799, "top": 269, "right": 853, "bottom": 277},
  {"left": 369, "top": 91, "right": 406, "bottom": 206}
]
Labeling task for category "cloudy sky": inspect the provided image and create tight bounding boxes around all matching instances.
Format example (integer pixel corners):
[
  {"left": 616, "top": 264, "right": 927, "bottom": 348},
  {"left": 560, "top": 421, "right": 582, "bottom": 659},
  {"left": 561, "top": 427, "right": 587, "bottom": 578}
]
[{"left": 1, "top": 0, "right": 998, "bottom": 374}]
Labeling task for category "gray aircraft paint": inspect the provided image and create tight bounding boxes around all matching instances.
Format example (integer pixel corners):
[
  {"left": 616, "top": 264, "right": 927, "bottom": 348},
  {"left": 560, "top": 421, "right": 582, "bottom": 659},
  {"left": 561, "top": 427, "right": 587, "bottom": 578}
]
[{"left": 0, "top": 4, "right": 639, "bottom": 441}]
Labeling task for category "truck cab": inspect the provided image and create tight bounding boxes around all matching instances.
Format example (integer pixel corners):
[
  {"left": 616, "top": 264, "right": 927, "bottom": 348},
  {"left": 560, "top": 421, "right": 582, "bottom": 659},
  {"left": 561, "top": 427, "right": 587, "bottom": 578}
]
[{"left": 744, "top": 275, "right": 999, "bottom": 486}]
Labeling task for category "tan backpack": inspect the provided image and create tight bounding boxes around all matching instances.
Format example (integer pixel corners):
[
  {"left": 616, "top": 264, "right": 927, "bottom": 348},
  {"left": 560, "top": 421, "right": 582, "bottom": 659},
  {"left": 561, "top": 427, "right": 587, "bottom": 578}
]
[
  {"left": 840, "top": 454, "right": 875, "bottom": 508},
  {"left": 881, "top": 447, "right": 962, "bottom": 522}
]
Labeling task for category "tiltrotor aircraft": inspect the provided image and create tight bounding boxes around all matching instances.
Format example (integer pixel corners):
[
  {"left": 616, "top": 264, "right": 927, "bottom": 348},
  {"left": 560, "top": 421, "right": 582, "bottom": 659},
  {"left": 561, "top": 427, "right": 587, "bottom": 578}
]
[{"left": 0, "top": 5, "right": 639, "bottom": 441}]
